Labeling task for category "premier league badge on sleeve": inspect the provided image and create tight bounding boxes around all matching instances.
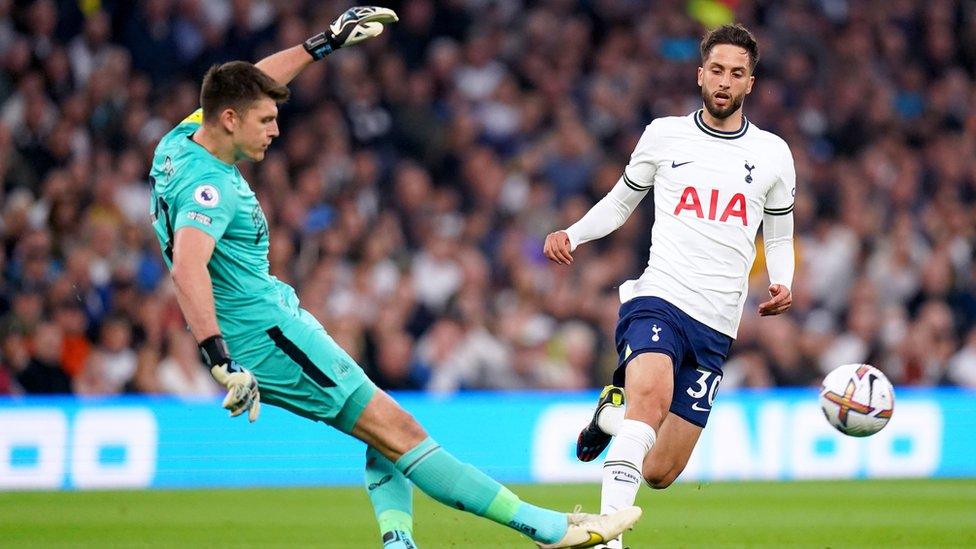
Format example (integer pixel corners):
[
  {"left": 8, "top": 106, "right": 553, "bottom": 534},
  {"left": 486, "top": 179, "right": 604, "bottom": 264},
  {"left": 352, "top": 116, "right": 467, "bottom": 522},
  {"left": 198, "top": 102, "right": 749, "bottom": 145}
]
[{"left": 193, "top": 185, "right": 220, "bottom": 207}]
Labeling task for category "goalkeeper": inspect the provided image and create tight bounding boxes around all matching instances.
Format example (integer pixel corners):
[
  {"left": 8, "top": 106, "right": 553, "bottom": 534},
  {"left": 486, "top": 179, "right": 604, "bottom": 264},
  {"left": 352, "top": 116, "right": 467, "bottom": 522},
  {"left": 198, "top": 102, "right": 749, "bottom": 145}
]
[{"left": 148, "top": 7, "right": 639, "bottom": 549}]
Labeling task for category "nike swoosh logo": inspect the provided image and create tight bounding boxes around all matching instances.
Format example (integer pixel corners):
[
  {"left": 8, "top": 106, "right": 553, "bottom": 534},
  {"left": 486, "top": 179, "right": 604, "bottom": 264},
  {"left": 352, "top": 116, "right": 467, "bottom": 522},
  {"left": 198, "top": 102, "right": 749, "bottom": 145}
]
[
  {"left": 613, "top": 475, "right": 639, "bottom": 485},
  {"left": 691, "top": 402, "right": 711, "bottom": 412},
  {"left": 671, "top": 160, "right": 694, "bottom": 168},
  {"left": 368, "top": 474, "right": 393, "bottom": 490}
]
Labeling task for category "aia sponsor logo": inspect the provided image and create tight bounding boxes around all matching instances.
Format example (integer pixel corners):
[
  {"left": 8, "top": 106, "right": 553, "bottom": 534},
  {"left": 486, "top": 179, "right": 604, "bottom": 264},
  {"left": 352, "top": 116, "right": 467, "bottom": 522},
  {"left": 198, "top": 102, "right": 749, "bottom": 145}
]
[{"left": 673, "top": 187, "right": 748, "bottom": 225}]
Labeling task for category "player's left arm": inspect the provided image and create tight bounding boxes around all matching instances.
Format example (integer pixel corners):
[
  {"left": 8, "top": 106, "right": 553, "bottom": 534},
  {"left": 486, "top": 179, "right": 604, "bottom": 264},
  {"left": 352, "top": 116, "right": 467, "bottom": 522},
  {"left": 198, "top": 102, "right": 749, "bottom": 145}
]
[
  {"left": 758, "top": 143, "right": 796, "bottom": 317},
  {"left": 758, "top": 212, "right": 794, "bottom": 316},
  {"left": 254, "top": 6, "right": 398, "bottom": 85}
]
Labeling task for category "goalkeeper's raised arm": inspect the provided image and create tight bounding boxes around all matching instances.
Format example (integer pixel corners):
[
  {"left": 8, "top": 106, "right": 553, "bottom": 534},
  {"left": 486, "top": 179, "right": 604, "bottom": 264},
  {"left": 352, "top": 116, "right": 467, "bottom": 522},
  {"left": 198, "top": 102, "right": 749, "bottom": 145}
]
[{"left": 255, "top": 6, "right": 398, "bottom": 85}]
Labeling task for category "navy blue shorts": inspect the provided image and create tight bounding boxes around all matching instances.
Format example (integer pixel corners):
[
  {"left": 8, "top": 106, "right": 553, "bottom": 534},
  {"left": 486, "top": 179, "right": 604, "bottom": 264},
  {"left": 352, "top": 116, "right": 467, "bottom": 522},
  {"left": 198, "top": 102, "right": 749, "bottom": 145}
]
[{"left": 613, "top": 296, "right": 734, "bottom": 427}]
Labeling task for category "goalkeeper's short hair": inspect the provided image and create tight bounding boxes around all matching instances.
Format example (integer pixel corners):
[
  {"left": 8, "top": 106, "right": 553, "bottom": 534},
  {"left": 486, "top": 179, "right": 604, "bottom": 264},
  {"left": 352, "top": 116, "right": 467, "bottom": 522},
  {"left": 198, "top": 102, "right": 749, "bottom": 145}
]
[{"left": 200, "top": 61, "right": 290, "bottom": 123}]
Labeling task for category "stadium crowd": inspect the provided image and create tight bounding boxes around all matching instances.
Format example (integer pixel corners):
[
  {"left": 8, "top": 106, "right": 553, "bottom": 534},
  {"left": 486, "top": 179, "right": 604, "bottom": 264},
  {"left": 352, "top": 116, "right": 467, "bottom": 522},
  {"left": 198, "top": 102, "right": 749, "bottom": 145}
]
[{"left": 1, "top": 0, "right": 975, "bottom": 398}]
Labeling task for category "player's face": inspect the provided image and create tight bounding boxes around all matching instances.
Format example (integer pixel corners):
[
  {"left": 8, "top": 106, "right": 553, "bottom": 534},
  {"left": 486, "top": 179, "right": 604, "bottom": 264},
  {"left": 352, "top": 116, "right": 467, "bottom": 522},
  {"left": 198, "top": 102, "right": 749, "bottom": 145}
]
[
  {"left": 697, "top": 44, "right": 755, "bottom": 120},
  {"left": 232, "top": 97, "right": 279, "bottom": 162}
]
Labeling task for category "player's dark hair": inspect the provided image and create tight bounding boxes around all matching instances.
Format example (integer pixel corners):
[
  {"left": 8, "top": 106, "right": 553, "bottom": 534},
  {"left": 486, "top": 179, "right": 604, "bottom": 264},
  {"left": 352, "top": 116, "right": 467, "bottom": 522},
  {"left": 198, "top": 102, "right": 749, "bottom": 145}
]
[
  {"left": 700, "top": 24, "right": 759, "bottom": 72},
  {"left": 200, "top": 61, "right": 289, "bottom": 123}
]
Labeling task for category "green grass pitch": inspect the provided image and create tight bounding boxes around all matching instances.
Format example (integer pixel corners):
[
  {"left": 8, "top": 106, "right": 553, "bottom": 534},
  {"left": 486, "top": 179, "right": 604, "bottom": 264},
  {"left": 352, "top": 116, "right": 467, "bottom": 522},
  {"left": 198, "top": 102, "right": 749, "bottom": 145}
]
[{"left": 2, "top": 479, "right": 974, "bottom": 548}]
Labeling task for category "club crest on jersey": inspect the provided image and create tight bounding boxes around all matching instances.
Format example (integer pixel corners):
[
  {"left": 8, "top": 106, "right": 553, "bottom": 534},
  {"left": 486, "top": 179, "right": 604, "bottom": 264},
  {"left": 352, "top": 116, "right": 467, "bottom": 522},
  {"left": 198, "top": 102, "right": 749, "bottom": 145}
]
[
  {"left": 651, "top": 324, "right": 662, "bottom": 342},
  {"left": 193, "top": 185, "right": 220, "bottom": 207},
  {"left": 250, "top": 205, "right": 268, "bottom": 244},
  {"left": 744, "top": 162, "right": 755, "bottom": 183},
  {"left": 674, "top": 187, "right": 749, "bottom": 225}
]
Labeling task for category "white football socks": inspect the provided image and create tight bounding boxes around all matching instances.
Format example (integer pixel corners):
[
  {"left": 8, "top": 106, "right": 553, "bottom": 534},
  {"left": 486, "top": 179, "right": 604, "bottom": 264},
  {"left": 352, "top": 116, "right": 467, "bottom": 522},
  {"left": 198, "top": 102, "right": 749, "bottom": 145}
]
[
  {"left": 600, "top": 419, "right": 656, "bottom": 549},
  {"left": 597, "top": 403, "right": 626, "bottom": 435},
  {"left": 601, "top": 419, "right": 656, "bottom": 512}
]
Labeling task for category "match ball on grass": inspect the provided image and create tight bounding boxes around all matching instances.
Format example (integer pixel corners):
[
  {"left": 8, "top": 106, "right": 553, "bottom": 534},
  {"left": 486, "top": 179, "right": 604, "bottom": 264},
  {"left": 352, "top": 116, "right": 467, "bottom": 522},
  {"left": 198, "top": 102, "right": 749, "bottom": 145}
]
[{"left": 819, "top": 363, "right": 895, "bottom": 437}]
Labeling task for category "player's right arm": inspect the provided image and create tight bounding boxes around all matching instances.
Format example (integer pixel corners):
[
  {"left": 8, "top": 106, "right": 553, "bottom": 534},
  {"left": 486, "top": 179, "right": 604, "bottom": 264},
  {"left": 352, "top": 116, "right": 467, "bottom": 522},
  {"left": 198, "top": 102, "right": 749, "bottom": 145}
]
[
  {"left": 162, "top": 177, "right": 260, "bottom": 421},
  {"left": 171, "top": 228, "right": 220, "bottom": 342},
  {"left": 544, "top": 180, "right": 650, "bottom": 264},
  {"left": 544, "top": 122, "right": 659, "bottom": 265},
  {"left": 254, "top": 7, "right": 398, "bottom": 85},
  {"left": 171, "top": 227, "right": 261, "bottom": 422},
  {"left": 170, "top": 8, "right": 399, "bottom": 126}
]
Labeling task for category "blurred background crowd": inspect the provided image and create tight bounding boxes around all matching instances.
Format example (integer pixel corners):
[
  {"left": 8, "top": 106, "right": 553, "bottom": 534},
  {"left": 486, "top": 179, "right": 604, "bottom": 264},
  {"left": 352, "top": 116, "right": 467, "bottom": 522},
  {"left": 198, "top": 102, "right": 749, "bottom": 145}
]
[{"left": 1, "top": 0, "right": 975, "bottom": 398}]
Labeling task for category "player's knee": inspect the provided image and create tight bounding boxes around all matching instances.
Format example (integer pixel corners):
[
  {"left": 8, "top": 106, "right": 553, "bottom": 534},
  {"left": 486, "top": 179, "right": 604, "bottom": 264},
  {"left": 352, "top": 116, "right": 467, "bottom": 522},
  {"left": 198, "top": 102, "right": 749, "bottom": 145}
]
[
  {"left": 625, "top": 395, "right": 670, "bottom": 428},
  {"left": 625, "top": 382, "right": 660, "bottom": 402},
  {"left": 359, "top": 390, "right": 429, "bottom": 455},
  {"left": 381, "top": 398, "right": 428, "bottom": 444},
  {"left": 377, "top": 416, "right": 428, "bottom": 460},
  {"left": 623, "top": 361, "right": 673, "bottom": 424},
  {"left": 643, "top": 463, "right": 681, "bottom": 489},
  {"left": 384, "top": 397, "right": 429, "bottom": 444},
  {"left": 648, "top": 476, "right": 676, "bottom": 490},
  {"left": 399, "top": 415, "right": 428, "bottom": 443},
  {"left": 643, "top": 469, "right": 678, "bottom": 489}
]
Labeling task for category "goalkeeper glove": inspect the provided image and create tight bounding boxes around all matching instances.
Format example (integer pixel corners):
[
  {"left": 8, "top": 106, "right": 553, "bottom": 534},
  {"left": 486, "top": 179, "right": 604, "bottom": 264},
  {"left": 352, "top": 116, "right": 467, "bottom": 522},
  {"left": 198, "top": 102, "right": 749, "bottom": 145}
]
[
  {"left": 200, "top": 335, "right": 261, "bottom": 422},
  {"left": 303, "top": 6, "right": 399, "bottom": 60}
]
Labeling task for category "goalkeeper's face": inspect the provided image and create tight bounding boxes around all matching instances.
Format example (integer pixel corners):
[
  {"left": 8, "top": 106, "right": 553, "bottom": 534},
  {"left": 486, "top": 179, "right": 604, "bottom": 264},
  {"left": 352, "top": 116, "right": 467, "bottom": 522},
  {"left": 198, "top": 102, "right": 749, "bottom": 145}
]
[
  {"left": 231, "top": 97, "right": 280, "bottom": 162},
  {"left": 697, "top": 44, "right": 755, "bottom": 120}
]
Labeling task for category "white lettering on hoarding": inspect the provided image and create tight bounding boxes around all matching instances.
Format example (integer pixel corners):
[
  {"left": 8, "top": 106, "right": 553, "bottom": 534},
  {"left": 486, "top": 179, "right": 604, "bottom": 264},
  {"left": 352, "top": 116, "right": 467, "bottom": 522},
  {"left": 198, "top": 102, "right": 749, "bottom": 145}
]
[
  {"left": 866, "top": 402, "right": 940, "bottom": 477},
  {"left": 0, "top": 408, "right": 157, "bottom": 490},
  {"left": 72, "top": 409, "right": 158, "bottom": 489},
  {"left": 0, "top": 410, "right": 67, "bottom": 489},
  {"left": 789, "top": 402, "right": 862, "bottom": 479}
]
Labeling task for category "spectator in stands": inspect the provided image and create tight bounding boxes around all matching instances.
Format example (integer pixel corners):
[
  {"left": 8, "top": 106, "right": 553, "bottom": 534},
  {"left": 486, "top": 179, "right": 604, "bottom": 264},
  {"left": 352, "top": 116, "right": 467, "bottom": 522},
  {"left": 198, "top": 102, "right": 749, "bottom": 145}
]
[
  {"left": 17, "top": 321, "right": 70, "bottom": 393},
  {"left": 156, "top": 327, "right": 219, "bottom": 397},
  {"left": 74, "top": 315, "right": 136, "bottom": 395}
]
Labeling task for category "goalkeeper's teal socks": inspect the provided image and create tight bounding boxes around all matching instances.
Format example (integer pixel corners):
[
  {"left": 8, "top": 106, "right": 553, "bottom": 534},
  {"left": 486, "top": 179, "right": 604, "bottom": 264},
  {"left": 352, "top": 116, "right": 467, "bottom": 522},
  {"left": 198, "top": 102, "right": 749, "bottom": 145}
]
[
  {"left": 365, "top": 446, "right": 417, "bottom": 548},
  {"left": 395, "top": 437, "right": 568, "bottom": 544}
]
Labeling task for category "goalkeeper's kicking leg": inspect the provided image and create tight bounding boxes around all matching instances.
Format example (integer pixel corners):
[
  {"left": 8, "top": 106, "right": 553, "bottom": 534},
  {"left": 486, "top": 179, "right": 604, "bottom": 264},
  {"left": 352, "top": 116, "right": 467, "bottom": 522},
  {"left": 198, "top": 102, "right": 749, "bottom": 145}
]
[{"left": 349, "top": 389, "right": 642, "bottom": 548}]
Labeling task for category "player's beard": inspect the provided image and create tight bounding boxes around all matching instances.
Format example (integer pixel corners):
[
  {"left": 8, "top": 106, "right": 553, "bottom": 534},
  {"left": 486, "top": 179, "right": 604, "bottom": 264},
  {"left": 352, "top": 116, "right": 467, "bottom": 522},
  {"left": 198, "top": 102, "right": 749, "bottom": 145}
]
[{"left": 701, "top": 86, "right": 744, "bottom": 120}]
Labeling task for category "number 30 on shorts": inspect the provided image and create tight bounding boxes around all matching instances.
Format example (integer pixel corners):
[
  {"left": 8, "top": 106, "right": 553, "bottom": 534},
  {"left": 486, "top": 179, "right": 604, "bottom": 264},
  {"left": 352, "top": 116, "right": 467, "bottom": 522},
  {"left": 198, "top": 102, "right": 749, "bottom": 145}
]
[{"left": 686, "top": 368, "right": 722, "bottom": 407}]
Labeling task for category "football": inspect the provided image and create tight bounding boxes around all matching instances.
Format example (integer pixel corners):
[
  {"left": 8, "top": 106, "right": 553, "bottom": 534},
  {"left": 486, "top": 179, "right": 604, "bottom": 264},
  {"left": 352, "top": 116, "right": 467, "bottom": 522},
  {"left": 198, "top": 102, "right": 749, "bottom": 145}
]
[{"left": 819, "top": 363, "right": 895, "bottom": 437}]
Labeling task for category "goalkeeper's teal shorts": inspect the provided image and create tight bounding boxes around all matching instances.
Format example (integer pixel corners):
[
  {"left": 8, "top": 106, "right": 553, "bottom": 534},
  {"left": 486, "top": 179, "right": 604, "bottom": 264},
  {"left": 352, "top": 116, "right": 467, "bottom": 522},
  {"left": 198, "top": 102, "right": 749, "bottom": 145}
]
[{"left": 227, "top": 307, "right": 377, "bottom": 433}]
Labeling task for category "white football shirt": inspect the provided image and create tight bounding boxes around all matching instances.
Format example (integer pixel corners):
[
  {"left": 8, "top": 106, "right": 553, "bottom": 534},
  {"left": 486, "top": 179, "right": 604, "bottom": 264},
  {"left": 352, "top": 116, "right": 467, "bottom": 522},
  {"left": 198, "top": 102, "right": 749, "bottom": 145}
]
[{"left": 569, "top": 110, "right": 796, "bottom": 337}]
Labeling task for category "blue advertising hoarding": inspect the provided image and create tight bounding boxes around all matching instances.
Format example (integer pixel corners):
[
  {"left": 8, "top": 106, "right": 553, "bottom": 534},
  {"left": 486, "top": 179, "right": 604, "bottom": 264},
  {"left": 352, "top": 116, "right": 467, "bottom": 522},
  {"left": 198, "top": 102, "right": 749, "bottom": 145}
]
[{"left": 0, "top": 389, "right": 973, "bottom": 490}]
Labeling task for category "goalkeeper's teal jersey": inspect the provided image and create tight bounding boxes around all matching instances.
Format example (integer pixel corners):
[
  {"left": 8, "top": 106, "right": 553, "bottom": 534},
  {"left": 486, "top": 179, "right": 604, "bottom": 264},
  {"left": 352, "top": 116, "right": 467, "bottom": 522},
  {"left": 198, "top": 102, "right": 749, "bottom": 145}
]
[{"left": 149, "top": 109, "right": 297, "bottom": 337}]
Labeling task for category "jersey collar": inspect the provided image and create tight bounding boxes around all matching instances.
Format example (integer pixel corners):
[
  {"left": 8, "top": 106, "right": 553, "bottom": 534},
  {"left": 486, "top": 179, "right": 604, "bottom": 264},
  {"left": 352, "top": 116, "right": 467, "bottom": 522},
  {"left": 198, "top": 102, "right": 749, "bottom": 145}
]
[
  {"left": 694, "top": 109, "right": 749, "bottom": 139},
  {"left": 186, "top": 133, "right": 236, "bottom": 170}
]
